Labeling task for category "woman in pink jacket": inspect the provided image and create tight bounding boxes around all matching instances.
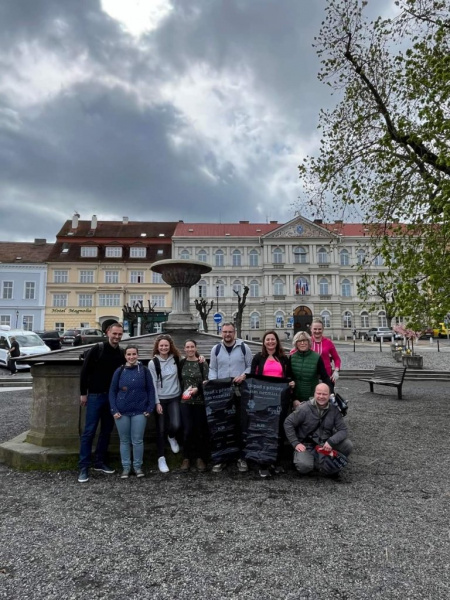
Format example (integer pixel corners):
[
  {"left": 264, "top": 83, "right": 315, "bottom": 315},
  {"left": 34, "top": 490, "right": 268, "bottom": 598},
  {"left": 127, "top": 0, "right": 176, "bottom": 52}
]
[{"left": 310, "top": 318, "right": 341, "bottom": 386}]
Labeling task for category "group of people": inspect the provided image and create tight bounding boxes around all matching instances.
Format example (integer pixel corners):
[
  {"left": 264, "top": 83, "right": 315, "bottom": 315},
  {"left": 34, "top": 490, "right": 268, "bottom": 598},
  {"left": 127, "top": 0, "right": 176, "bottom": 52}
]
[{"left": 77, "top": 319, "right": 352, "bottom": 483}]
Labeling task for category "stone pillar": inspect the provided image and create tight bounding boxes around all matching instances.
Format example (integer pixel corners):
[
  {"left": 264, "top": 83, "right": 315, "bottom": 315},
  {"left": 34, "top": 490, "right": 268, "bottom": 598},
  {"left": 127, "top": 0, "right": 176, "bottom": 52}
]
[{"left": 25, "top": 362, "right": 81, "bottom": 449}]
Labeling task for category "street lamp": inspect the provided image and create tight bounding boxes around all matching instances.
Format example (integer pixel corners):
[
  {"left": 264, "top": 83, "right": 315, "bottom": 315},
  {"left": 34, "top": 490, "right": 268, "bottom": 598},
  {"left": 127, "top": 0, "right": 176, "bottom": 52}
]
[
  {"left": 216, "top": 285, "right": 220, "bottom": 334},
  {"left": 15, "top": 310, "right": 19, "bottom": 328}
]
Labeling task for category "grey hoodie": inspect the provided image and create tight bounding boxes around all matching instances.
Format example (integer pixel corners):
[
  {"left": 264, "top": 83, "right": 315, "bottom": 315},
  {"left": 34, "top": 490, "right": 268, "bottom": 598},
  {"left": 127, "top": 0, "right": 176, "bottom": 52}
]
[{"left": 149, "top": 355, "right": 181, "bottom": 403}]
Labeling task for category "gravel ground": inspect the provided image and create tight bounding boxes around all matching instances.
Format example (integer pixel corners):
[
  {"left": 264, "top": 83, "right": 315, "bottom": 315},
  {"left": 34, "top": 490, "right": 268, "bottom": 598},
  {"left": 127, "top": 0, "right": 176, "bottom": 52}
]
[{"left": 1, "top": 359, "right": 450, "bottom": 599}]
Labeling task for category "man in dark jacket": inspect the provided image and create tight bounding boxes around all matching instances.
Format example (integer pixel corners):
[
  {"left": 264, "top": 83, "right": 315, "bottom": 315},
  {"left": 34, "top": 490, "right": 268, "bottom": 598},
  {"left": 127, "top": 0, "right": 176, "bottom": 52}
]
[
  {"left": 8, "top": 336, "right": 20, "bottom": 375},
  {"left": 78, "top": 323, "right": 125, "bottom": 483},
  {"left": 284, "top": 383, "right": 352, "bottom": 476}
]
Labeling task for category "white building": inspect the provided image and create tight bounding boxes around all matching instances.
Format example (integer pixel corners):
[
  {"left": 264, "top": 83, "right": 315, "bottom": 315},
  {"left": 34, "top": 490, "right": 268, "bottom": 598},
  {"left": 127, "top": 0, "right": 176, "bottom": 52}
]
[{"left": 173, "top": 216, "right": 390, "bottom": 340}]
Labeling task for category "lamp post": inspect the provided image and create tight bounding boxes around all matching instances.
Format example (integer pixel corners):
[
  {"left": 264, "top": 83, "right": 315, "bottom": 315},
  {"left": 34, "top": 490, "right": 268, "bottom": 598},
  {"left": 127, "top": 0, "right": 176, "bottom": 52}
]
[
  {"left": 216, "top": 285, "right": 220, "bottom": 334},
  {"left": 15, "top": 310, "right": 19, "bottom": 328}
]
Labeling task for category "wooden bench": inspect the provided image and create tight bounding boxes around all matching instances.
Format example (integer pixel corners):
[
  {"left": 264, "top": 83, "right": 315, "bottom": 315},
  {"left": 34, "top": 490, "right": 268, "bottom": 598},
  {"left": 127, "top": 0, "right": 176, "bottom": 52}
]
[{"left": 361, "top": 365, "right": 407, "bottom": 399}]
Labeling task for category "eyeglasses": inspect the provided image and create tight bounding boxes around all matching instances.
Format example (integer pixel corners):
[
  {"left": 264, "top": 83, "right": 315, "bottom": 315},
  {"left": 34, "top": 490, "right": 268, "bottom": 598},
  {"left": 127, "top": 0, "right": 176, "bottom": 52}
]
[{"left": 297, "top": 340, "right": 309, "bottom": 344}]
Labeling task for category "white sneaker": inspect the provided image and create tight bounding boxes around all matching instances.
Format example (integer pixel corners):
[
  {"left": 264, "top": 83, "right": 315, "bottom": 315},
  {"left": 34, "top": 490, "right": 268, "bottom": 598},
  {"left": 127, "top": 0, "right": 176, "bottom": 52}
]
[
  {"left": 158, "top": 456, "right": 169, "bottom": 473},
  {"left": 168, "top": 437, "right": 180, "bottom": 454}
]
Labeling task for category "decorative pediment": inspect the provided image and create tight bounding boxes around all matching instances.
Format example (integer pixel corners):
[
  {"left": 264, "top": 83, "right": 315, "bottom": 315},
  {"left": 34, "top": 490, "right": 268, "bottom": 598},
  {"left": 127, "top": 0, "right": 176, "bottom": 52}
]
[{"left": 263, "top": 217, "right": 336, "bottom": 239}]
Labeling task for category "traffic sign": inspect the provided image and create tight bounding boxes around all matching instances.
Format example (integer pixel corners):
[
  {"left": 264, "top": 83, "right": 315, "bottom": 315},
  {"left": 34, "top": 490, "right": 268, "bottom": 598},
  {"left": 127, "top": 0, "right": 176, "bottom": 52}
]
[{"left": 213, "top": 313, "right": 222, "bottom": 324}]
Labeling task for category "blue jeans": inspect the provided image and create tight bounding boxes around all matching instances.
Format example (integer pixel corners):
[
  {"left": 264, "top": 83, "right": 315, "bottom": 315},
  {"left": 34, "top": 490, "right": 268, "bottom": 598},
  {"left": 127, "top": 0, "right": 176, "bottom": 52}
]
[
  {"left": 79, "top": 393, "right": 115, "bottom": 469},
  {"left": 114, "top": 414, "right": 148, "bottom": 471}
]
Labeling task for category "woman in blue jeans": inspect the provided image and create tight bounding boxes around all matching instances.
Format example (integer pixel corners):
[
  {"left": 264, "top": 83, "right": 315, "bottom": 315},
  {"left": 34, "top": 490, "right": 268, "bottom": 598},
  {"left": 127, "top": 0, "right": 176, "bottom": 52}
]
[{"left": 109, "top": 346, "right": 156, "bottom": 478}]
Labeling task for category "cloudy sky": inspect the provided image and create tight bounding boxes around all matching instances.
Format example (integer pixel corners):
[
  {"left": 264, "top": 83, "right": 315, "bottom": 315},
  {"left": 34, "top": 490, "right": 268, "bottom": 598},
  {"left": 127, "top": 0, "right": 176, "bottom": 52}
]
[{"left": 0, "top": 0, "right": 394, "bottom": 242}]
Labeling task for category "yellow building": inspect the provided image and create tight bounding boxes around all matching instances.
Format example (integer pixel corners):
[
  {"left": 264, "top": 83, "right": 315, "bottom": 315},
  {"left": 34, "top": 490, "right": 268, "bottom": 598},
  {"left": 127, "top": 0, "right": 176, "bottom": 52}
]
[{"left": 45, "top": 215, "right": 177, "bottom": 334}]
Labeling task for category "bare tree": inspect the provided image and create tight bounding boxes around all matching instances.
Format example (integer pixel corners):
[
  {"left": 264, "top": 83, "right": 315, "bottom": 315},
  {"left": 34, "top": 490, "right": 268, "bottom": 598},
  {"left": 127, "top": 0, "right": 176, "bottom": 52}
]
[
  {"left": 194, "top": 298, "right": 214, "bottom": 333},
  {"left": 234, "top": 286, "right": 249, "bottom": 339}
]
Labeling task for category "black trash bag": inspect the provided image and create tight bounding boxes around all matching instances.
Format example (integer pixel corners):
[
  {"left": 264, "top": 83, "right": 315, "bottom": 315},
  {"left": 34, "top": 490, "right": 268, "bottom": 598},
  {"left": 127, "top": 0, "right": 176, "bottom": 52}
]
[
  {"left": 240, "top": 376, "right": 291, "bottom": 465},
  {"left": 204, "top": 379, "right": 240, "bottom": 463}
]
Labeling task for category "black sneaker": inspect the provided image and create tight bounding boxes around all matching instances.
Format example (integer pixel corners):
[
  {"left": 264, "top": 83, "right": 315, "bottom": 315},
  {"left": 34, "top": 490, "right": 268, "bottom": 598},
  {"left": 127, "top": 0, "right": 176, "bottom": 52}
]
[
  {"left": 93, "top": 464, "right": 115, "bottom": 474},
  {"left": 259, "top": 468, "right": 271, "bottom": 478},
  {"left": 78, "top": 468, "right": 89, "bottom": 483}
]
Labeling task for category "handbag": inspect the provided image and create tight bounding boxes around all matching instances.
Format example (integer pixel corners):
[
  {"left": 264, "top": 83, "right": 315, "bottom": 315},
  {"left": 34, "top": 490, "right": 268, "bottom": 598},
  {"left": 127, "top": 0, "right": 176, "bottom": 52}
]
[{"left": 315, "top": 445, "right": 348, "bottom": 474}]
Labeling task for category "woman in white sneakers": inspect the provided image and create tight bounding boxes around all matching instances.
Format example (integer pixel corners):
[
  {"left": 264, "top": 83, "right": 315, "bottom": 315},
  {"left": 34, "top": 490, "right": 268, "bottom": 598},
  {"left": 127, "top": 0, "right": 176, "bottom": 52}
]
[{"left": 149, "top": 335, "right": 182, "bottom": 473}]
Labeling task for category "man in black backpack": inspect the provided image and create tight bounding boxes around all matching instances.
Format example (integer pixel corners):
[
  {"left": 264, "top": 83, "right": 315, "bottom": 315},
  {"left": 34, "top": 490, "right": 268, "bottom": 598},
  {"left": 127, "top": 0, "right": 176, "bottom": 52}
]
[{"left": 77, "top": 323, "right": 125, "bottom": 483}]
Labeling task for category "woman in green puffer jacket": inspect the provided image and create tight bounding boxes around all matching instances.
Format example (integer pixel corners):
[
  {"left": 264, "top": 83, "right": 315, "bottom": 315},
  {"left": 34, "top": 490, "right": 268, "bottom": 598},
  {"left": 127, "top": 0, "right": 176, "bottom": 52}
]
[{"left": 289, "top": 331, "right": 332, "bottom": 408}]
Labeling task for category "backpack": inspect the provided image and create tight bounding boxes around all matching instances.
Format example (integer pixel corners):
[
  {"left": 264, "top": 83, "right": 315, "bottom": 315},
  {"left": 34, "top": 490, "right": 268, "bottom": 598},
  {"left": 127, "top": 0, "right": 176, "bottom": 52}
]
[
  {"left": 79, "top": 342, "right": 105, "bottom": 363},
  {"left": 152, "top": 355, "right": 181, "bottom": 388},
  {"left": 214, "top": 342, "right": 247, "bottom": 357}
]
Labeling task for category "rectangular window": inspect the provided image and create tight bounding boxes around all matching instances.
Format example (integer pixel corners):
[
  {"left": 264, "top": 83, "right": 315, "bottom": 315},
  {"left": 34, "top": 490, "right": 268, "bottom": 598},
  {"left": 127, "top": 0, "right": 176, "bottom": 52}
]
[
  {"left": 54, "top": 322, "right": 65, "bottom": 333},
  {"left": 104, "top": 271, "right": 119, "bottom": 284},
  {"left": 78, "top": 294, "right": 93, "bottom": 307},
  {"left": 53, "top": 294, "right": 68, "bottom": 307},
  {"left": 152, "top": 295, "right": 166, "bottom": 308},
  {"left": 0, "top": 315, "right": 11, "bottom": 327},
  {"left": 22, "top": 316, "right": 33, "bottom": 331},
  {"left": 249, "top": 252, "right": 259, "bottom": 267},
  {"left": 80, "top": 322, "right": 90, "bottom": 328},
  {"left": 152, "top": 272, "right": 163, "bottom": 284},
  {"left": 198, "top": 284, "right": 207, "bottom": 298},
  {"left": 130, "top": 294, "right": 144, "bottom": 305},
  {"left": 130, "top": 247, "right": 146, "bottom": 258},
  {"left": 54, "top": 270, "right": 68, "bottom": 283},
  {"left": 24, "top": 282, "right": 36, "bottom": 300},
  {"left": 130, "top": 271, "right": 144, "bottom": 284},
  {"left": 2, "top": 282, "right": 13, "bottom": 299},
  {"left": 81, "top": 246, "right": 98, "bottom": 257},
  {"left": 105, "top": 246, "right": 122, "bottom": 257},
  {"left": 99, "top": 294, "right": 121, "bottom": 307},
  {"left": 79, "top": 270, "right": 94, "bottom": 284}
]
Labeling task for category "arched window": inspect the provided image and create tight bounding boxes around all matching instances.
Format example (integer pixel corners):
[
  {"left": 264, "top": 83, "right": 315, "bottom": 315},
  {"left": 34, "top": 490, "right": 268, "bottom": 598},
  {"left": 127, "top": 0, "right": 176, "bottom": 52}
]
[
  {"left": 250, "top": 312, "right": 260, "bottom": 330},
  {"left": 198, "top": 280, "right": 207, "bottom": 298},
  {"left": 360, "top": 311, "right": 369, "bottom": 328},
  {"left": 249, "top": 280, "right": 259, "bottom": 298},
  {"left": 356, "top": 249, "right": 366, "bottom": 266},
  {"left": 293, "top": 246, "right": 307, "bottom": 264},
  {"left": 341, "top": 279, "right": 351, "bottom": 297},
  {"left": 272, "top": 247, "right": 284, "bottom": 264},
  {"left": 180, "top": 249, "right": 190, "bottom": 260},
  {"left": 343, "top": 311, "right": 352, "bottom": 329},
  {"left": 295, "top": 277, "right": 310, "bottom": 296},
  {"left": 374, "top": 254, "right": 384, "bottom": 266},
  {"left": 317, "top": 247, "right": 329, "bottom": 264},
  {"left": 232, "top": 249, "right": 242, "bottom": 267},
  {"left": 197, "top": 250, "right": 207, "bottom": 263},
  {"left": 215, "top": 249, "right": 224, "bottom": 267},
  {"left": 215, "top": 280, "right": 225, "bottom": 297},
  {"left": 321, "top": 310, "right": 331, "bottom": 328},
  {"left": 378, "top": 311, "right": 388, "bottom": 327},
  {"left": 273, "top": 278, "right": 284, "bottom": 296},
  {"left": 249, "top": 249, "right": 259, "bottom": 267},
  {"left": 275, "top": 311, "right": 285, "bottom": 329},
  {"left": 232, "top": 280, "right": 242, "bottom": 296},
  {"left": 340, "top": 249, "right": 350, "bottom": 266},
  {"left": 319, "top": 277, "right": 329, "bottom": 296}
]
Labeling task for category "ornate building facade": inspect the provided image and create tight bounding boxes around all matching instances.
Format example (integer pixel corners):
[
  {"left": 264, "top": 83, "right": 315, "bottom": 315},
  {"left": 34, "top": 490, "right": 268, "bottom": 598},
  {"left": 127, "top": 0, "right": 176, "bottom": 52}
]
[{"left": 173, "top": 216, "right": 389, "bottom": 340}]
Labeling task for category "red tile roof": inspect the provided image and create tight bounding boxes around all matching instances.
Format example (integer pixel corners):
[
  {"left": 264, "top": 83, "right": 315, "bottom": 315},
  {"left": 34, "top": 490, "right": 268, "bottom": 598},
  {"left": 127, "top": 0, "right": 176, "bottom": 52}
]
[
  {"left": 173, "top": 223, "right": 280, "bottom": 237},
  {"left": 57, "top": 220, "right": 178, "bottom": 240},
  {"left": 0, "top": 241, "right": 53, "bottom": 263}
]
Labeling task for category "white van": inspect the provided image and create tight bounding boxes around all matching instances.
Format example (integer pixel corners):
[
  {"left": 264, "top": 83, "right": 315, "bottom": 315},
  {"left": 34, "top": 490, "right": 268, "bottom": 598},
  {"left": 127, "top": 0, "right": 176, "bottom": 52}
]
[{"left": 0, "top": 327, "right": 51, "bottom": 371}]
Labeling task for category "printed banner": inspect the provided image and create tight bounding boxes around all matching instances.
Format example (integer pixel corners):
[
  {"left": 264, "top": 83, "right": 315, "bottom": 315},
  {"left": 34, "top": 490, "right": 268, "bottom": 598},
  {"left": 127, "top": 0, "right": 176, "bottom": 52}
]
[
  {"left": 241, "top": 376, "right": 291, "bottom": 465},
  {"left": 203, "top": 379, "right": 239, "bottom": 463}
]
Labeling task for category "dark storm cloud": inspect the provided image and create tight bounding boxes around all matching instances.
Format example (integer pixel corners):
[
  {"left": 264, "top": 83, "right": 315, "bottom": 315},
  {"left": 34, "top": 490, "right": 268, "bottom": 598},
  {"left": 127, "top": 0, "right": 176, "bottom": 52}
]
[{"left": 0, "top": 0, "right": 396, "bottom": 241}]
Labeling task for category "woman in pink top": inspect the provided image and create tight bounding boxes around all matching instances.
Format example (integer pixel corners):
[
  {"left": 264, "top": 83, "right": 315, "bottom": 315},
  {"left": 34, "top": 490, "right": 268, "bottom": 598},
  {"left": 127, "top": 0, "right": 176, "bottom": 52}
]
[
  {"left": 310, "top": 318, "right": 341, "bottom": 385},
  {"left": 250, "top": 330, "right": 294, "bottom": 478}
]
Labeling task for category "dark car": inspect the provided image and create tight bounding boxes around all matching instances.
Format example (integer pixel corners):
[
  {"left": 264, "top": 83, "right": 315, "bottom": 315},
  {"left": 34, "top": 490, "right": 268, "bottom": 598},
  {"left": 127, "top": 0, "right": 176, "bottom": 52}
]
[
  {"left": 73, "top": 328, "right": 108, "bottom": 346},
  {"left": 35, "top": 330, "right": 62, "bottom": 351},
  {"left": 61, "top": 329, "right": 80, "bottom": 346}
]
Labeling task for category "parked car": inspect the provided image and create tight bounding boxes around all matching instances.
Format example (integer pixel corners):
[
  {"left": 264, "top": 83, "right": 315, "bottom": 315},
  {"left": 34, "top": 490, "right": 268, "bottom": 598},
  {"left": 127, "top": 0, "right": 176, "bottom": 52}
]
[
  {"left": 61, "top": 329, "right": 80, "bottom": 346},
  {"left": 366, "top": 327, "right": 395, "bottom": 341},
  {"left": 433, "top": 323, "right": 450, "bottom": 338},
  {"left": 72, "top": 328, "right": 108, "bottom": 346},
  {"left": 0, "top": 327, "right": 51, "bottom": 371},
  {"left": 35, "top": 330, "right": 62, "bottom": 351}
]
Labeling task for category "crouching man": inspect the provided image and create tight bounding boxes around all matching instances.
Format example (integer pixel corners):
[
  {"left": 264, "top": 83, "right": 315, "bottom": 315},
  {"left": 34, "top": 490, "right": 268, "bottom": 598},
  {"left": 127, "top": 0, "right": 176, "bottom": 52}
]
[{"left": 283, "top": 383, "right": 352, "bottom": 477}]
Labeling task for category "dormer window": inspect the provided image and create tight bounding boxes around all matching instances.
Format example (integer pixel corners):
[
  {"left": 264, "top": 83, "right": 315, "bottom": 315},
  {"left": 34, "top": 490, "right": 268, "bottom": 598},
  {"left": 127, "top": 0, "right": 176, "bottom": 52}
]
[
  {"left": 105, "top": 246, "right": 122, "bottom": 258},
  {"left": 81, "top": 246, "right": 98, "bottom": 257}
]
